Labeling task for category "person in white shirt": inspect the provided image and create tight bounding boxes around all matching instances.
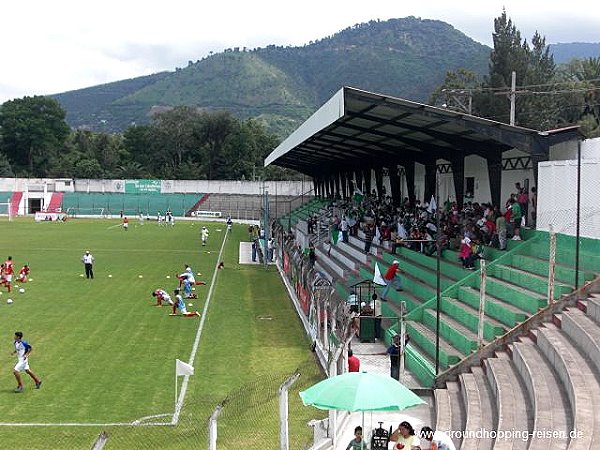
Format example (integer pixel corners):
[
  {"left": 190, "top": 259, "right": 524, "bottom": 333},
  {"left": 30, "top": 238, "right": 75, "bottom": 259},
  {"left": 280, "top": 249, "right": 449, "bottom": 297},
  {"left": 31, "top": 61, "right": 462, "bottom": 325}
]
[
  {"left": 201, "top": 226, "right": 209, "bottom": 246},
  {"left": 12, "top": 331, "right": 42, "bottom": 392},
  {"left": 81, "top": 250, "right": 94, "bottom": 279}
]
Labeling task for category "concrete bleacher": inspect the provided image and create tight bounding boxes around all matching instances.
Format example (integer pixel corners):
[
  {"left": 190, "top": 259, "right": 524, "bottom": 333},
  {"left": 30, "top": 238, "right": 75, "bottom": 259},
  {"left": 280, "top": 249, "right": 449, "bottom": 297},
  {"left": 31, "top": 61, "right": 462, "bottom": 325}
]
[{"left": 283, "top": 201, "right": 600, "bottom": 449}]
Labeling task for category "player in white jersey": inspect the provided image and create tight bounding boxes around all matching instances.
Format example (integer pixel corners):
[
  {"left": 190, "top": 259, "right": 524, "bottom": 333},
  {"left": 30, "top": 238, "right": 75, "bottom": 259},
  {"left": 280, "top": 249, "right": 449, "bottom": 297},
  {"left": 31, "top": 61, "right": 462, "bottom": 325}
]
[
  {"left": 201, "top": 226, "right": 209, "bottom": 246},
  {"left": 12, "top": 331, "right": 42, "bottom": 392},
  {"left": 152, "top": 288, "right": 173, "bottom": 306}
]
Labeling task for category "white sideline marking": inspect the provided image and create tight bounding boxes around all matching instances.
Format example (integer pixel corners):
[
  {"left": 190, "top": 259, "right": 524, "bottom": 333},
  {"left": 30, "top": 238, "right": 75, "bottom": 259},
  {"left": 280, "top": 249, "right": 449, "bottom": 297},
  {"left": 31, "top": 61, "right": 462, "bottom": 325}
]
[{"left": 172, "top": 230, "right": 228, "bottom": 425}]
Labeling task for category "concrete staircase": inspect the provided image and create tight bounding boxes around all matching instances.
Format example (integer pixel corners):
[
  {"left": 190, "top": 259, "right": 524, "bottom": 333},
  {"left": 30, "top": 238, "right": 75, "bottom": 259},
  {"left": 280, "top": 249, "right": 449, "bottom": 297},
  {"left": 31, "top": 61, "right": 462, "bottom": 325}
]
[{"left": 434, "top": 292, "right": 600, "bottom": 449}]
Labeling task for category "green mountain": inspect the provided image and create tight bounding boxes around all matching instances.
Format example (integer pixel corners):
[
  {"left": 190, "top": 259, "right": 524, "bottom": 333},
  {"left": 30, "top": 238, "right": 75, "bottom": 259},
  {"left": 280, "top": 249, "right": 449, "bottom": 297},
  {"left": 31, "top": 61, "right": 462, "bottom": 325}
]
[
  {"left": 549, "top": 42, "right": 600, "bottom": 64},
  {"left": 52, "top": 17, "right": 491, "bottom": 137}
]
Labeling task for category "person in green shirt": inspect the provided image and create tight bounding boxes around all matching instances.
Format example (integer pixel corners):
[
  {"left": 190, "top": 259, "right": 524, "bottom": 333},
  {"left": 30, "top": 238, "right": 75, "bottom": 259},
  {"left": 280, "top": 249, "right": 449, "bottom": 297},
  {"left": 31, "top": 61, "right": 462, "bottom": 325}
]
[
  {"left": 347, "top": 426, "right": 367, "bottom": 450},
  {"left": 510, "top": 199, "right": 522, "bottom": 240}
]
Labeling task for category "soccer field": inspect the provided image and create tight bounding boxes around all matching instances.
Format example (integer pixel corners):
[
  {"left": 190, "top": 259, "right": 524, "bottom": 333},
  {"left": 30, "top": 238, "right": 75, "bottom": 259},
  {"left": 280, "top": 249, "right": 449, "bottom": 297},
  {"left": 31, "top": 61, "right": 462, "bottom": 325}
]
[{"left": 0, "top": 218, "right": 323, "bottom": 449}]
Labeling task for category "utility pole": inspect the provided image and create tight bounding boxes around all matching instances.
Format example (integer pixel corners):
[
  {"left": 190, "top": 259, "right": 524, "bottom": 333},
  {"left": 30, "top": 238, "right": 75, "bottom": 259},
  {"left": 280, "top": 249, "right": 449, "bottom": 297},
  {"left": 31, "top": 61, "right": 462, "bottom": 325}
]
[{"left": 510, "top": 71, "right": 516, "bottom": 126}]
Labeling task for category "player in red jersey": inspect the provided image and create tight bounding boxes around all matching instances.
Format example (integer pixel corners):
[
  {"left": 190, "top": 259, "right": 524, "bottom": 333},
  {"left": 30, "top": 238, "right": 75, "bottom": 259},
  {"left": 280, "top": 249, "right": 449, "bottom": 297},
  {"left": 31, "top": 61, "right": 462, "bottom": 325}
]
[
  {"left": 1, "top": 256, "right": 14, "bottom": 292},
  {"left": 17, "top": 264, "right": 30, "bottom": 283}
]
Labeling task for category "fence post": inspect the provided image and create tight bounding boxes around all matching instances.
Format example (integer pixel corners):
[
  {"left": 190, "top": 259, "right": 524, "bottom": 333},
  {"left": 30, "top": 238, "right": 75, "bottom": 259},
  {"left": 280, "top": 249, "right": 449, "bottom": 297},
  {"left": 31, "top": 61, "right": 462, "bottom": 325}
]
[
  {"left": 548, "top": 225, "right": 557, "bottom": 305},
  {"left": 279, "top": 373, "right": 300, "bottom": 450},
  {"left": 478, "top": 259, "right": 486, "bottom": 348},
  {"left": 208, "top": 403, "right": 224, "bottom": 450},
  {"left": 400, "top": 301, "right": 407, "bottom": 382}
]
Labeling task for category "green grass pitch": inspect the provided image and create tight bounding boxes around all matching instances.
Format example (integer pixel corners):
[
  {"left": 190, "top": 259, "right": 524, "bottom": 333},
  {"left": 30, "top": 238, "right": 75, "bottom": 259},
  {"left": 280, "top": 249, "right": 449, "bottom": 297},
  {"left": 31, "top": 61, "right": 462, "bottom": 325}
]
[{"left": 0, "top": 218, "right": 323, "bottom": 449}]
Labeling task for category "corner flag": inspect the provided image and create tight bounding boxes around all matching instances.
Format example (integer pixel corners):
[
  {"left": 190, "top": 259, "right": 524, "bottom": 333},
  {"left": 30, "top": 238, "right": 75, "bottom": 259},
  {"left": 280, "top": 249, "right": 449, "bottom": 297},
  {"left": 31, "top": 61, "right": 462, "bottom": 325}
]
[{"left": 176, "top": 359, "right": 194, "bottom": 376}]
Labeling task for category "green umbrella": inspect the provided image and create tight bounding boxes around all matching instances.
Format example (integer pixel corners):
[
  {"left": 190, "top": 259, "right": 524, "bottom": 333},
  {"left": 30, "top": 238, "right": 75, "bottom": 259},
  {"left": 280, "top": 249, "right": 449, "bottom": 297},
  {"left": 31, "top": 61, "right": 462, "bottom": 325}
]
[{"left": 300, "top": 371, "right": 425, "bottom": 411}]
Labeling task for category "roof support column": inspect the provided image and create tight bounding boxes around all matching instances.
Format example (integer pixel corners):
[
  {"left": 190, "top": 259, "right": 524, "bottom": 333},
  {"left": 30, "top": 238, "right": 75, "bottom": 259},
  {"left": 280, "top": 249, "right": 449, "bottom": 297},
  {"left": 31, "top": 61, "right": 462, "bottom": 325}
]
[
  {"left": 374, "top": 167, "right": 384, "bottom": 199},
  {"left": 404, "top": 161, "right": 416, "bottom": 208},
  {"left": 334, "top": 173, "right": 341, "bottom": 198},
  {"left": 531, "top": 154, "right": 545, "bottom": 191},
  {"left": 451, "top": 157, "right": 465, "bottom": 209},
  {"left": 363, "top": 168, "right": 372, "bottom": 196},
  {"left": 388, "top": 165, "right": 401, "bottom": 207},
  {"left": 355, "top": 170, "right": 363, "bottom": 194},
  {"left": 328, "top": 177, "right": 335, "bottom": 198},
  {"left": 424, "top": 158, "right": 437, "bottom": 204},
  {"left": 340, "top": 172, "right": 348, "bottom": 199},
  {"left": 486, "top": 152, "right": 503, "bottom": 209},
  {"left": 312, "top": 177, "right": 319, "bottom": 197}
]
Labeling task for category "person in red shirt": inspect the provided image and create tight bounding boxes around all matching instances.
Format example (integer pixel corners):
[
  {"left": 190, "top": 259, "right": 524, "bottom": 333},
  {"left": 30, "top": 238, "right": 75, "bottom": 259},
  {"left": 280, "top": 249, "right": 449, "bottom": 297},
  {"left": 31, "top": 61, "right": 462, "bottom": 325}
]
[
  {"left": 2, "top": 256, "right": 14, "bottom": 292},
  {"left": 348, "top": 349, "right": 360, "bottom": 372},
  {"left": 122, "top": 216, "right": 129, "bottom": 231},
  {"left": 381, "top": 260, "right": 403, "bottom": 301},
  {"left": 17, "top": 265, "right": 30, "bottom": 283}
]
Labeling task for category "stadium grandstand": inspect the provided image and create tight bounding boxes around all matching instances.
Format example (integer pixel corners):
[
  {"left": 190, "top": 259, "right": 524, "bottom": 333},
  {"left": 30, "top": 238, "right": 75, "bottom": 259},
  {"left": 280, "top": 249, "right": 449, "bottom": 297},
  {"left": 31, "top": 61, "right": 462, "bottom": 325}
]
[{"left": 265, "top": 87, "right": 600, "bottom": 449}]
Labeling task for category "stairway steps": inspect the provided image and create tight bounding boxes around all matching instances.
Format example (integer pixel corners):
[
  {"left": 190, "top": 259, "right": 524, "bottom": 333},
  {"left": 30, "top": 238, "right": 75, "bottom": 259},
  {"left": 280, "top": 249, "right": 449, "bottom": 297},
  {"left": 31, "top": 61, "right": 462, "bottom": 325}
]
[
  {"left": 459, "top": 372, "right": 493, "bottom": 450},
  {"left": 561, "top": 308, "right": 600, "bottom": 375},
  {"left": 485, "top": 359, "right": 530, "bottom": 450},
  {"left": 406, "top": 320, "right": 461, "bottom": 369},
  {"left": 470, "top": 366, "right": 495, "bottom": 450},
  {"left": 446, "top": 381, "right": 465, "bottom": 450},
  {"left": 492, "top": 264, "right": 572, "bottom": 299},
  {"left": 511, "top": 340, "right": 571, "bottom": 449},
  {"left": 537, "top": 324, "right": 600, "bottom": 449},
  {"left": 441, "top": 297, "right": 507, "bottom": 341},
  {"left": 457, "top": 286, "right": 528, "bottom": 328}
]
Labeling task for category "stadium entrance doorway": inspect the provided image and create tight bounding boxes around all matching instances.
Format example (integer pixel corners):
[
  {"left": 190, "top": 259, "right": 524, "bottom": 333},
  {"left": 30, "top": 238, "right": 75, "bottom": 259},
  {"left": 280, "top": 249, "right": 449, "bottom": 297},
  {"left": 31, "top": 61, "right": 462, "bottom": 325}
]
[{"left": 28, "top": 197, "right": 42, "bottom": 214}]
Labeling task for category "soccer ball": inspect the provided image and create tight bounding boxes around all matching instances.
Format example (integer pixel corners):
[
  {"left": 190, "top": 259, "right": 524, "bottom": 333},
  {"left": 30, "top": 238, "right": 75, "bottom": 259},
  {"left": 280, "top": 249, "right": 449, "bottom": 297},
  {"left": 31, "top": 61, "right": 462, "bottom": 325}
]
[
  {"left": 108, "top": 274, "right": 113, "bottom": 278},
  {"left": 7, "top": 299, "right": 13, "bottom": 304},
  {"left": 188, "top": 303, "right": 193, "bottom": 307},
  {"left": 19, "top": 288, "right": 25, "bottom": 294},
  {"left": 138, "top": 275, "right": 143, "bottom": 278}
]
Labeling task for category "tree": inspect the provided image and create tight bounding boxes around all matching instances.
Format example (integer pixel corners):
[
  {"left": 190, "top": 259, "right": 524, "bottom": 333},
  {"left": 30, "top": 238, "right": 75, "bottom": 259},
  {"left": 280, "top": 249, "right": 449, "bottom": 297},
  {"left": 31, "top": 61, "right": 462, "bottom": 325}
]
[{"left": 0, "top": 96, "right": 70, "bottom": 176}]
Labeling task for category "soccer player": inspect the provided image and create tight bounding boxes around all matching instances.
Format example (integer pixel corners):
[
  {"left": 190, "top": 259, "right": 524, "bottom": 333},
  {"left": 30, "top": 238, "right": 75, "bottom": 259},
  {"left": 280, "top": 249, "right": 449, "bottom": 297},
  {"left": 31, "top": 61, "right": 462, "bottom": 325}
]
[
  {"left": 201, "top": 226, "right": 209, "bottom": 246},
  {"left": 122, "top": 216, "right": 129, "bottom": 230},
  {"left": 170, "top": 288, "right": 200, "bottom": 317},
  {"left": 138, "top": 212, "right": 144, "bottom": 226},
  {"left": 2, "top": 256, "right": 14, "bottom": 292},
  {"left": 81, "top": 251, "right": 94, "bottom": 279},
  {"left": 12, "top": 331, "right": 42, "bottom": 392},
  {"left": 17, "top": 264, "right": 30, "bottom": 283},
  {"left": 152, "top": 288, "right": 174, "bottom": 306}
]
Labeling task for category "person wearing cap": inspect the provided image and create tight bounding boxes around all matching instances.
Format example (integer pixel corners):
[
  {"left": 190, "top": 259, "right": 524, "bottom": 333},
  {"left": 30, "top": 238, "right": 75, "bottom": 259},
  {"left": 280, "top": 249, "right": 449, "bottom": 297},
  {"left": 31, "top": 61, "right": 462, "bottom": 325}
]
[
  {"left": 81, "top": 250, "right": 95, "bottom": 279},
  {"left": 459, "top": 237, "right": 475, "bottom": 270},
  {"left": 381, "top": 260, "right": 403, "bottom": 301},
  {"left": 12, "top": 331, "right": 42, "bottom": 392}
]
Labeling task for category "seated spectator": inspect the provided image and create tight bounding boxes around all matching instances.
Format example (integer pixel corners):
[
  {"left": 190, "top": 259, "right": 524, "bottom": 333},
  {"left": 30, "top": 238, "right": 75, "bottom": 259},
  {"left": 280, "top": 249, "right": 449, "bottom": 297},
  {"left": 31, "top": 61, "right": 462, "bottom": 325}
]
[{"left": 459, "top": 237, "right": 475, "bottom": 270}]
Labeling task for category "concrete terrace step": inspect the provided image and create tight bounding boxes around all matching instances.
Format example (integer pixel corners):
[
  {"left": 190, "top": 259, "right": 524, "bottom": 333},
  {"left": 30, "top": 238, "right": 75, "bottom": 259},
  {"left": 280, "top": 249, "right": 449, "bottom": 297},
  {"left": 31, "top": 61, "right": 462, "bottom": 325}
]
[
  {"left": 511, "top": 253, "right": 594, "bottom": 287},
  {"left": 561, "top": 308, "right": 600, "bottom": 375},
  {"left": 536, "top": 324, "right": 600, "bottom": 449},
  {"left": 337, "top": 241, "right": 369, "bottom": 265},
  {"left": 457, "top": 286, "right": 528, "bottom": 328},
  {"left": 358, "top": 266, "right": 432, "bottom": 310},
  {"left": 434, "top": 388, "right": 452, "bottom": 436},
  {"left": 476, "top": 276, "right": 546, "bottom": 315},
  {"left": 406, "top": 320, "right": 462, "bottom": 369},
  {"left": 470, "top": 366, "right": 495, "bottom": 450},
  {"left": 379, "top": 251, "right": 456, "bottom": 290},
  {"left": 446, "top": 381, "right": 465, "bottom": 450},
  {"left": 511, "top": 340, "right": 571, "bottom": 449},
  {"left": 421, "top": 308, "right": 479, "bottom": 356},
  {"left": 348, "top": 234, "right": 380, "bottom": 257},
  {"left": 492, "top": 263, "right": 573, "bottom": 300},
  {"left": 441, "top": 297, "right": 507, "bottom": 342},
  {"left": 588, "top": 296, "right": 600, "bottom": 324},
  {"left": 314, "top": 247, "right": 345, "bottom": 279},
  {"left": 459, "top": 372, "right": 493, "bottom": 450},
  {"left": 328, "top": 244, "right": 360, "bottom": 272},
  {"left": 394, "top": 246, "right": 467, "bottom": 281},
  {"left": 484, "top": 358, "right": 530, "bottom": 450}
]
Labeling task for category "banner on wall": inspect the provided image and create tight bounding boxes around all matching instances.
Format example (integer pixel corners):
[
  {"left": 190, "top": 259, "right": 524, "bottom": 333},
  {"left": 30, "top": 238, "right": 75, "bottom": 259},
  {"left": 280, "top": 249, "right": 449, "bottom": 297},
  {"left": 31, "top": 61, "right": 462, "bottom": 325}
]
[
  {"left": 124, "top": 179, "right": 161, "bottom": 194},
  {"left": 35, "top": 212, "right": 67, "bottom": 222}
]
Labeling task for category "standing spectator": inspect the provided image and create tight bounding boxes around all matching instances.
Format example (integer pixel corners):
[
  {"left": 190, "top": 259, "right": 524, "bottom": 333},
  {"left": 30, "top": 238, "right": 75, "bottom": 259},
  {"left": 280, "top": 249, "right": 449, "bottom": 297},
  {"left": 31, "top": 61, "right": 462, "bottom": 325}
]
[
  {"left": 251, "top": 240, "right": 257, "bottom": 262},
  {"left": 509, "top": 198, "right": 522, "bottom": 240},
  {"left": 381, "top": 260, "right": 403, "bottom": 301},
  {"left": 82, "top": 250, "right": 94, "bottom": 279},
  {"left": 267, "top": 238, "right": 274, "bottom": 262},
  {"left": 364, "top": 223, "right": 375, "bottom": 253},
  {"left": 12, "top": 331, "right": 42, "bottom": 392},
  {"left": 308, "top": 242, "right": 316, "bottom": 267},
  {"left": 518, "top": 188, "right": 529, "bottom": 226},
  {"left": 459, "top": 238, "right": 475, "bottom": 269},
  {"left": 348, "top": 349, "right": 360, "bottom": 372},
  {"left": 341, "top": 216, "right": 349, "bottom": 243},
  {"left": 386, "top": 335, "right": 402, "bottom": 380},
  {"left": 372, "top": 293, "right": 383, "bottom": 339}
]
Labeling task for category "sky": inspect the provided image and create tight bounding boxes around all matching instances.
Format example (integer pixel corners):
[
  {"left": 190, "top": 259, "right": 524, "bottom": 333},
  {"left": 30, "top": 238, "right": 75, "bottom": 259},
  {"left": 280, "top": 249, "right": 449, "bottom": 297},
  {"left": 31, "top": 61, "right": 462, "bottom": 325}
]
[{"left": 1, "top": 0, "right": 598, "bottom": 104}]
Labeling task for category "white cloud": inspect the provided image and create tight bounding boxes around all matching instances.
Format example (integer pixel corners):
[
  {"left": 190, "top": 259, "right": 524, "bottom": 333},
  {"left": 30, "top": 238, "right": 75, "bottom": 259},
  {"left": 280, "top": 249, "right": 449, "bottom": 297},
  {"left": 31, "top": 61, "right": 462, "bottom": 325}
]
[{"left": 0, "top": 0, "right": 598, "bottom": 103}]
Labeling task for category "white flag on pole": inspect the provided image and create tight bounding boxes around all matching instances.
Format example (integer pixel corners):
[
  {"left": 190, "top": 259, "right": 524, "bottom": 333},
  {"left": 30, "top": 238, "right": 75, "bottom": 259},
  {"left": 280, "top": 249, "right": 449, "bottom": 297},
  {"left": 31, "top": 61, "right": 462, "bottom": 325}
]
[
  {"left": 373, "top": 263, "right": 386, "bottom": 286},
  {"left": 176, "top": 359, "right": 194, "bottom": 376},
  {"left": 427, "top": 195, "right": 437, "bottom": 214}
]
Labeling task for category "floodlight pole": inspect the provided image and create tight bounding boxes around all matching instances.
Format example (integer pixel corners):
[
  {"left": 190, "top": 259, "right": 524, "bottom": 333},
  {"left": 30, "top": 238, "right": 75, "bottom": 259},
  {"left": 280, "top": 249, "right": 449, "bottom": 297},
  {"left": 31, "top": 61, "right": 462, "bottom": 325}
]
[
  {"left": 575, "top": 141, "right": 581, "bottom": 291},
  {"left": 435, "top": 170, "right": 441, "bottom": 375},
  {"left": 400, "top": 301, "right": 407, "bottom": 383}
]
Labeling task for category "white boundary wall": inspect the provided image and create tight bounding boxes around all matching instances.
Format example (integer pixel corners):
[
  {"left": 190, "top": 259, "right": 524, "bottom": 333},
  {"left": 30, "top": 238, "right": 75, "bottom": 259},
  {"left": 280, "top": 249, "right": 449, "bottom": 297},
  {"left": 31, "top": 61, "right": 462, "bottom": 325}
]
[
  {"left": 0, "top": 178, "right": 308, "bottom": 196},
  {"left": 537, "top": 158, "right": 600, "bottom": 238}
]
